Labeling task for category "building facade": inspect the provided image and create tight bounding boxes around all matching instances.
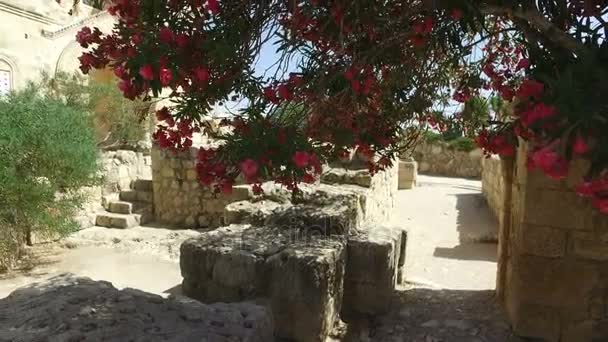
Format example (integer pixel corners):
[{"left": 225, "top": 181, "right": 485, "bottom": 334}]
[{"left": 0, "top": 0, "right": 114, "bottom": 95}]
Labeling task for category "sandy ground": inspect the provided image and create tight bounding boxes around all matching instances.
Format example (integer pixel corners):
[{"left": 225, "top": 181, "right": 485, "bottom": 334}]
[
  {"left": 392, "top": 175, "right": 499, "bottom": 290},
  {"left": 0, "top": 226, "right": 199, "bottom": 299}
]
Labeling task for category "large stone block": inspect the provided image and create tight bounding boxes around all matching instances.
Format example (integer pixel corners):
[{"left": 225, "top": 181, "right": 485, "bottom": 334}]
[
  {"left": 0, "top": 274, "right": 273, "bottom": 342},
  {"left": 180, "top": 224, "right": 347, "bottom": 342},
  {"left": 398, "top": 160, "right": 418, "bottom": 189},
  {"left": 517, "top": 225, "right": 566, "bottom": 258},
  {"left": 343, "top": 225, "right": 406, "bottom": 315},
  {"left": 266, "top": 239, "right": 346, "bottom": 342}
]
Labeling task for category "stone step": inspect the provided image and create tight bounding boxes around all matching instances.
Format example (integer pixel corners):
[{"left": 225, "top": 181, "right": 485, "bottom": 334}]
[
  {"left": 119, "top": 190, "right": 153, "bottom": 204},
  {"left": 132, "top": 179, "right": 153, "bottom": 192},
  {"left": 95, "top": 213, "right": 140, "bottom": 229},
  {"left": 107, "top": 201, "right": 153, "bottom": 215}
]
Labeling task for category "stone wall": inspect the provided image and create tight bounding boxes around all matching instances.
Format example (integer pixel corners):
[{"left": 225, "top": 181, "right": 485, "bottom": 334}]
[
  {"left": 411, "top": 141, "right": 483, "bottom": 178},
  {"left": 481, "top": 155, "right": 507, "bottom": 229},
  {"left": 74, "top": 149, "right": 152, "bottom": 229},
  {"left": 151, "top": 146, "right": 399, "bottom": 229},
  {"left": 495, "top": 142, "right": 608, "bottom": 341}
]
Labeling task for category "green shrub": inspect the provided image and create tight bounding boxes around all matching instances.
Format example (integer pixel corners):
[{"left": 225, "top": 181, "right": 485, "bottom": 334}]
[
  {"left": 447, "top": 137, "right": 477, "bottom": 152},
  {"left": 40, "top": 71, "right": 149, "bottom": 148},
  {"left": 422, "top": 130, "right": 442, "bottom": 143},
  {"left": 0, "top": 85, "right": 99, "bottom": 270}
]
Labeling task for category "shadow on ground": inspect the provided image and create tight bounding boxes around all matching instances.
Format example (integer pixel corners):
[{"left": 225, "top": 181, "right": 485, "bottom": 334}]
[
  {"left": 433, "top": 193, "right": 499, "bottom": 263},
  {"left": 342, "top": 288, "right": 514, "bottom": 342}
]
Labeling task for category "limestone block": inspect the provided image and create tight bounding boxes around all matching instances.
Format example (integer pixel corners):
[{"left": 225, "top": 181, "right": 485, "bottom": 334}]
[
  {"left": 180, "top": 224, "right": 347, "bottom": 342},
  {"left": 571, "top": 232, "right": 608, "bottom": 261},
  {"left": 517, "top": 225, "right": 566, "bottom": 258},
  {"left": 266, "top": 239, "right": 346, "bottom": 342},
  {"left": 343, "top": 225, "right": 406, "bottom": 315},
  {"left": 266, "top": 202, "right": 358, "bottom": 235},
  {"left": 398, "top": 160, "right": 418, "bottom": 190},
  {"left": 223, "top": 200, "right": 284, "bottom": 225},
  {"left": 0, "top": 274, "right": 273, "bottom": 342}
]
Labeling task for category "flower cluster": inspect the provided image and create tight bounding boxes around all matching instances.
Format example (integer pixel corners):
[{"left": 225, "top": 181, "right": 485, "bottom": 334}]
[{"left": 77, "top": 0, "right": 607, "bottom": 213}]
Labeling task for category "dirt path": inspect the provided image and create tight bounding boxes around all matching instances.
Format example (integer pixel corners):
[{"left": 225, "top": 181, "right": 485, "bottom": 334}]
[
  {"left": 392, "top": 175, "right": 499, "bottom": 290},
  {"left": 348, "top": 174, "right": 514, "bottom": 342}
]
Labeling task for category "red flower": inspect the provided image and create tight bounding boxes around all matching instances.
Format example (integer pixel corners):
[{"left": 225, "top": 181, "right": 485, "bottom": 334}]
[
  {"left": 531, "top": 148, "right": 568, "bottom": 180},
  {"left": 302, "top": 173, "right": 315, "bottom": 184},
  {"left": 516, "top": 58, "right": 530, "bottom": 71},
  {"left": 576, "top": 182, "right": 596, "bottom": 197},
  {"left": 156, "top": 107, "right": 171, "bottom": 121},
  {"left": 131, "top": 34, "right": 143, "bottom": 45},
  {"left": 175, "top": 33, "right": 189, "bottom": 48},
  {"left": 139, "top": 64, "right": 155, "bottom": 80},
  {"left": 278, "top": 84, "right": 293, "bottom": 100},
  {"left": 592, "top": 197, "right": 608, "bottom": 215},
  {"left": 520, "top": 103, "right": 556, "bottom": 127},
  {"left": 207, "top": 0, "right": 220, "bottom": 14},
  {"left": 114, "top": 64, "right": 127, "bottom": 79},
  {"left": 351, "top": 79, "right": 362, "bottom": 93},
  {"left": 517, "top": 79, "right": 544, "bottom": 100},
  {"left": 221, "top": 180, "right": 233, "bottom": 194},
  {"left": 573, "top": 135, "right": 590, "bottom": 154},
  {"left": 252, "top": 183, "right": 263, "bottom": 195},
  {"left": 159, "top": 27, "right": 174, "bottom": 44},
  {"left": 450, "top": 9, "right": 464, "bottom": 21},
  {"left": 292, "top": 151, "right": 310, "bottom": 168},
  {"left": 193, "top": 66, "right": 210, "bottom": 83},
  {"left": 159, "top": 67, "right": 173, "bottom": 86},
  {"left": 240, "top": 159, "right": 259, "bottom": 177},
  {"left": 263, "top": 86, "right": 278, "bottom": 103},
  {"left": 410, "top": 35, "right": 426, "bottom": 48}
]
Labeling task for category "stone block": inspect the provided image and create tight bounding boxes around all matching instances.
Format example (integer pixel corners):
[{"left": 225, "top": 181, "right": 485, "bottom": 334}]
[
  {"left": 343, "top": 225, "right": 406, "bottom": 315},
  {"left": 180, "top": 224, "right": 347, "bottom": 342},
  {"left": 0, "top": 274, "right": 274, "bottom": 342},
  {"left": 108, "top": 201, "right": 133, "bottom": 215},
  {"left": 132, "top": 179, "right": 153, "bottom": 192},
  {"left": 571, "top": 232, "right": 608, "bottom": 261},
  {"left": 266, "top": 239, "right": 346, "bottom": 342},
  {"left": 524, "top": 188, "right": 587, "bottom": 230},
  {"left": 137, "top": 191, "right": 154, "bottom": 203},
  {"left": 266, "top": 202, "right": 358, "bottom": 235},
  {"left": 119, "top": 190, "right": 139, "bottom": 202},
  {"left": 507, "top": 255, "right": 599, "bottom": 312},
  {"left": 224, "top": 200, "right": 283, "bottom": 225},
  {"left": 517, "top": 225, "right": 566, "bottom": 258}
]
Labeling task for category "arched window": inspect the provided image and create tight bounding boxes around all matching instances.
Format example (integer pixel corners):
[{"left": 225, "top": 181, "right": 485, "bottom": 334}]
[{"left": 0, "top": 59, "right": 12, "bottom": 97}]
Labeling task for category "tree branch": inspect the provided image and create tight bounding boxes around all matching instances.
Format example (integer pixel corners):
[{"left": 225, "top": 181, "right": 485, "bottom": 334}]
[{"left": 480, "top": 3, "right": 589, "bottom": 55}]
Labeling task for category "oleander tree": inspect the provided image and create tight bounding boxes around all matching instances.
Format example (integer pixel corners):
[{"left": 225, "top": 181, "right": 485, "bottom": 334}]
[{"left": 77, "top": 0, "right": 608, "bottom": 212}]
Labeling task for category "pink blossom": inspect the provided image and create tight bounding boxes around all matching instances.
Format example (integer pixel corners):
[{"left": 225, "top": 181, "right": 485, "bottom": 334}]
[
  {"left": 240, "top": 159, "right": 259, "bottom": 177},
  {"left": 292, "top": 151, "right": 310, "bottom": 168},
  {"left": 139, "top": 64, "right": 155, "bottom": 80},
  {"left": 573, "top": 135, "right": 590, "bottom": 154},
  {"left": 159, "top": 67, "right": 173, "bottom": 86}
]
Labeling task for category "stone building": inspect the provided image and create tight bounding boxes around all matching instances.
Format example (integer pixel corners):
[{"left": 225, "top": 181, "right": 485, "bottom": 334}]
[{"left": 0, "top": 0, "right": 114, "bottom": 95}]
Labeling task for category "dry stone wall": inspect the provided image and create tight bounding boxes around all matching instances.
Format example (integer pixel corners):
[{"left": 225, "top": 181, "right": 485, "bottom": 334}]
[
  {"left": 411, "top": 141, "right": 483, "bottom": 178},
  {"left": 151, "top": 146, "right": 399, "bottom": 229}
]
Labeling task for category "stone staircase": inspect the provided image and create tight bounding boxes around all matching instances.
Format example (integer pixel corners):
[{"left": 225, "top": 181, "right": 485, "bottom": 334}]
[{"left": 95, "top": 179, "right": 154, "bottom": 229}]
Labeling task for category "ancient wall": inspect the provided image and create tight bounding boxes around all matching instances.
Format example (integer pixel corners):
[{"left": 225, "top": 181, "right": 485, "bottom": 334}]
[
  {"left": 499, "top": 142, "right": 608, "bottom": 341},
  {"left": 412, "top": 141, "right": 483, "bottom": 178},
  {"left": 151, "top": 146, "right": 399, "bottom": 229},
  {"left": 151, "top": 147, "right": 251, "bottom": 228},
  {"left": 482, "top": 156, "right": 507, "bottom": 228}
]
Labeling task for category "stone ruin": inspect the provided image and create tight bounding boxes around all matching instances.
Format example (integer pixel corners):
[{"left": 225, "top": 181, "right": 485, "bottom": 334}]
[
  {"left": 0, "top": 274, "right": 273, "bottom": 341},
  {"left": 154, "top": 147, "right": 408, "bottom": 341}
]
